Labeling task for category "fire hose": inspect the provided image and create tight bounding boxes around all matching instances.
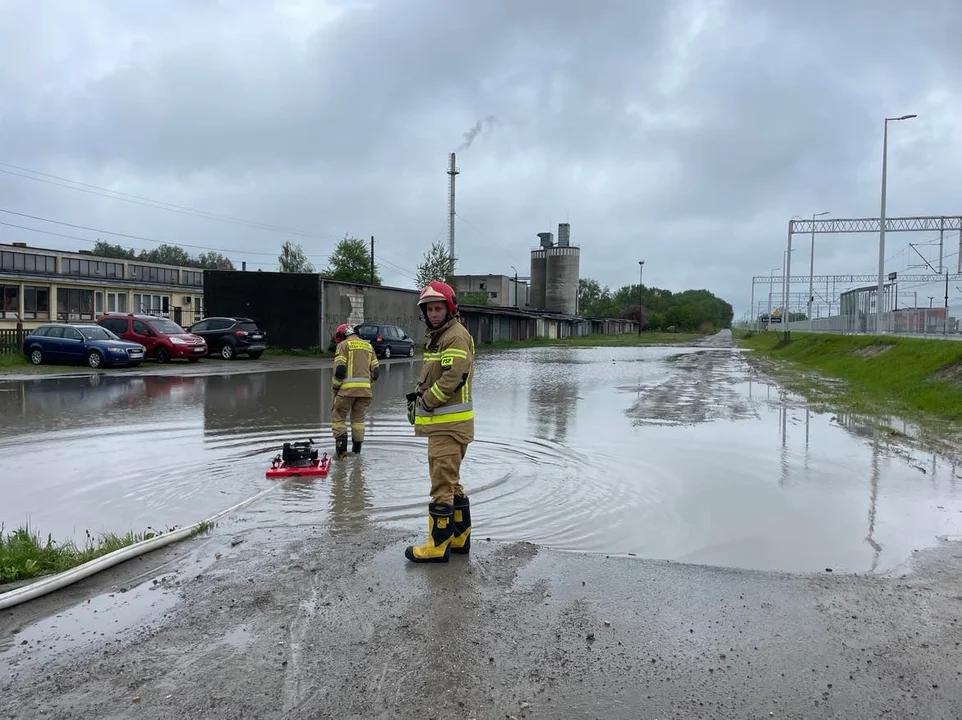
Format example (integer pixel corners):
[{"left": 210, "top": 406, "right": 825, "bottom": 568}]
[{"left": 0, "top": 482, "right": 288, "bottom": 611}]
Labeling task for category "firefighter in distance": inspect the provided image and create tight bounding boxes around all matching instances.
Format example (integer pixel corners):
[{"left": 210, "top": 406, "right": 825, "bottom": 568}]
[{"left": 331, "top": 323, "right": 380, "bottom": 459}]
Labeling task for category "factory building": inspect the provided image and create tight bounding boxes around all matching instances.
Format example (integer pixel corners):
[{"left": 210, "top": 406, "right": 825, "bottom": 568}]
[{"left": 528, "top": 223, "right": 580, "bottom": 314}]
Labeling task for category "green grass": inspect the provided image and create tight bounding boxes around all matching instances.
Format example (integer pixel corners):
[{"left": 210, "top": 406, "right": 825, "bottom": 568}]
[
  {"left": 0, "top": 352, "right": 27, "bottom": 368},
  {"left": 737, "top": 331, "right": 962, "bottom": 423},
  {"left": 476, "top": 331, "right": 708, "bottom": 352},
  {"left": 0, "top": 521, "right": 213, "bottom": 585}
]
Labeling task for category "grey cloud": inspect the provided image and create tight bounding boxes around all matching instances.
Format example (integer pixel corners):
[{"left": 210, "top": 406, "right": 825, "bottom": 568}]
[{"left": 0, "top": 0, "right": 959, "bottom": 319}]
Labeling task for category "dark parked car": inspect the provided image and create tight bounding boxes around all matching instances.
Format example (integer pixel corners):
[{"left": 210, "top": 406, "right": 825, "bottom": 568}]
[
  {"left": 188, "top": 316, "right": 266, "bottom": 360},
  {"left": 22, "top": 323, "right": 146, "bottom": 369},
  {"left": 354, "top": 323, "right": 416, "bottom": 358}
]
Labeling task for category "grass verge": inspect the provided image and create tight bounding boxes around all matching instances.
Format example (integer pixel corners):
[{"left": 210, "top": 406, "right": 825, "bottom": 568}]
[
  {"left": 736, "top": 331, "right": 962, "bottom": 424},
  {"left": 0, "top": 353, "right": 27, "bottom": 369},
  {"left": 0, "top": 521, "right": 213, "bottom": 586}
]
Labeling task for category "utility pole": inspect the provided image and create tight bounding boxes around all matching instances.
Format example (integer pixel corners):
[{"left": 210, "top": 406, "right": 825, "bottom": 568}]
[
  {"left": 638, "top": 260, "right": 645, "bottom": 335},
  {"left": 370, "top": 235, "right": 375, "bottom": 285},
  {"left": 750, "top": 278, "right": 755, "bottom": 332}
]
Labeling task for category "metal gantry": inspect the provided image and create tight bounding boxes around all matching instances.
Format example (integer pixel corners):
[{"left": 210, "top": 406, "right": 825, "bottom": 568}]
[{"left": 779, "top": 215, "right": 962, "bottom": 333}]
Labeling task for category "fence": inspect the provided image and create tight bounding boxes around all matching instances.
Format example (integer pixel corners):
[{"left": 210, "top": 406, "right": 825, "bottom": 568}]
[
  {"left": 0, "top": 328, "right": 25, "bottom": 354},
  {"left": 737, "top": 309, "right": 962, "bottom": 339}
]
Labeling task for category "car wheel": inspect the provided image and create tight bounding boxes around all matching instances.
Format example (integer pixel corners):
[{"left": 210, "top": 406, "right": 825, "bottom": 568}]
[
  {"left": 86, "top": 351, "right": 103, "bottom": 369},
  {"left": 155, "top": 347, "right": 170, "bottom": 364},
  {"left": 383, "top": 346, "right": 391, "bottom": 359},
  {"left": 29, "top": 348, "right": 43, "bottom": 365},
  {"left": 221, "top": 343, "right": 236, "bottom": 360},
  {"left": 248, "top": 350, "right": 263, "bottom": 359},
  {"left": 407, "top": 345, "right": 415, "bottom": 357}
]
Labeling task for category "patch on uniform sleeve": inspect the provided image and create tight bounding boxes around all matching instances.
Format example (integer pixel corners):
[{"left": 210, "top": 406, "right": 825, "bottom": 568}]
[{"left": 440, "top": 356, "right": 454, "bottom": 367}]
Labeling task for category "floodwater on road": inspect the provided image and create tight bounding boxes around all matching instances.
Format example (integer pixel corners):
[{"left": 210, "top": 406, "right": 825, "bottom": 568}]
[{"left": 1, "top": 335, "right": 960, "bottom": 575}]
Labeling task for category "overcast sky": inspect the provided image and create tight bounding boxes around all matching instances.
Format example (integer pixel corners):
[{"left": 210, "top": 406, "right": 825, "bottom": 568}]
[{"left": 1, "top": 0, "right": 959, "bottom": 319}]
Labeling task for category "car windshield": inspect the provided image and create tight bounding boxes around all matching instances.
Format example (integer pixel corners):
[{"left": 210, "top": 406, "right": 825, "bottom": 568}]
[
  {"left": 149, "top": 318, "right": 186, "bottom": 334},
  {"left": 79, "top": 327, "right": 118, "bottom": 341}
]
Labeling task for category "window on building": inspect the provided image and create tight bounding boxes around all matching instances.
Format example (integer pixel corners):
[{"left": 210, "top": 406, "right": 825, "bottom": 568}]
[
  {"left": 1, "top": 251, "right": 56, "bottom": 274},
  {"left": 183, "top": 270, "right": 203, "bottom": 286},
  {"left": 23, "top": 286, "right": 50, "bottom": 320},
  {"left": 57, "top": 288, "right": 94, "bottom": 321},
  {"left": 1, "top": 284, "right": 18, "bottom": 319},
  {"left": 62, "top": 258, "right": 124, "bottom": 279},
  {"left": 132, "top": 293, "right": 171, "bottom": 315},
  {"left": 107, "top": 292, "right": 127, "bottom": 313},
  {"left": 130, "top": 264, "right": 180, "bottom": 284}
]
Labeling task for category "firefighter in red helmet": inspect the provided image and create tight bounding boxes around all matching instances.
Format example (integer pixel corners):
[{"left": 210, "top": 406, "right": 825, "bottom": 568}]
[
  {"left": 331, "top": 322, "right": 379, "bottom": 458},
  {"left": 404, "top": 280, "right": 475, "bottom": 563}
]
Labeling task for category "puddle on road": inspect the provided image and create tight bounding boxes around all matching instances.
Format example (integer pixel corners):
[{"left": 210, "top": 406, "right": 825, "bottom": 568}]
[{"left": 1, "top": 343, "right": 960, "bottom": 577}]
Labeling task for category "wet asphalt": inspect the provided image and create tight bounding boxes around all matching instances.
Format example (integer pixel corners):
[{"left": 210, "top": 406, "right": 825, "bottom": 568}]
[{"left": 2, "top": 329, "right": 962, "bottom": 718}]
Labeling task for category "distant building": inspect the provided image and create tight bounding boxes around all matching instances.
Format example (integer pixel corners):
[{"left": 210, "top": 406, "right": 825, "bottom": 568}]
[
  {"left": 453, "top": 274, "right": 529, "bottom": 308},
  {"left": 0, "top": 241, "right": 206, "bottom": 330}
]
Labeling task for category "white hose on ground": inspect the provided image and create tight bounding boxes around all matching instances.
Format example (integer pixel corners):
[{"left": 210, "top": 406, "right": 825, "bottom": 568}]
[{"left": 0, "top": 483, "right": 285, "bottom": 612}]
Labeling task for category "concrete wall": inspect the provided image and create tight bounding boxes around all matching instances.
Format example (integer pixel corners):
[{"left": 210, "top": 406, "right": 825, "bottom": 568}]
[{"left": 319, "top": 279, "right": 420, "bottom": 348}]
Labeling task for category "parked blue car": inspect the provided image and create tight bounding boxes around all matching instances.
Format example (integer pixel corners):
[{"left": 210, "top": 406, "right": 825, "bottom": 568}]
[{"left": 22, "top": 323, "right": 147, "bottom": 369}]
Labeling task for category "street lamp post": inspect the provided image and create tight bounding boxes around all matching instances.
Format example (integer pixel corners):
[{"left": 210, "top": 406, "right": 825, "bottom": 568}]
[
  {"left": 637, "top": 260, "right": 645, "bottom": 335},
  {"left": 876, "top": 113, "right": 917, "bottom": 334},
  {"left": 808, "top": 211, "right": 830, "bottom": 332}
]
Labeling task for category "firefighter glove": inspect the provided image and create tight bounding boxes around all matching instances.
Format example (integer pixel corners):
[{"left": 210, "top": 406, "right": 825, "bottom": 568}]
[{"left": 406, "top": 392, "right": 417, "bottom": 425}]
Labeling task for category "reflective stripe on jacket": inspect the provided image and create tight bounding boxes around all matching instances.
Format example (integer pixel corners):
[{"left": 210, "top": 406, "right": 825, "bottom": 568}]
[
  {"left": 333, "top": 338, "right": 379, "bottom": 397},
  {"left": 414, "top": 317, "right": 475, "bottom": 443}
]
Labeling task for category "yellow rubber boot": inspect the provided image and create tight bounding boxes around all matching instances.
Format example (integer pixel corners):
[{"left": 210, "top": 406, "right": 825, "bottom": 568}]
[
  {"left": 404, "top": 502, "right": 454, "bottom": 563},
  {"left": 450, "top": 494, "right": 471, "bottom": 555}
]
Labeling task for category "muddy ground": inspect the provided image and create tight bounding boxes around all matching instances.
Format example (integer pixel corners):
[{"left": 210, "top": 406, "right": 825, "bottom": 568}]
[{"left": 2, "top": 330, "right": 962, "bottom": 719}]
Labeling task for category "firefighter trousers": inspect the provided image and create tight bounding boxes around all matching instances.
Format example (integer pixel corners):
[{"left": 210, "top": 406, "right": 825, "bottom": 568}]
[
  {"left": 427, "top": 434, "right": 467, "bottom": 505},
  {"left": 332, "top": 394, "right": 371, "bottom": 442}
]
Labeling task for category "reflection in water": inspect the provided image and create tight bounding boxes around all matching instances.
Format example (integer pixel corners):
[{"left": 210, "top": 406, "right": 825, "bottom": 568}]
[
  {"left": 1, "top": 348, "right": 961, "bottom": 575},
  {"left": 327, "top": 457, "right": 372, "bottom": 534},
  {"left": 523, "top": 349, "right": 580, "bottom": 443}
]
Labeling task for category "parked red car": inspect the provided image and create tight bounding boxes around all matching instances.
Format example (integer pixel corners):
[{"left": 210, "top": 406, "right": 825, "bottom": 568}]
[{"left": 97, "top": 313, "right": 208, "bottom": 363}]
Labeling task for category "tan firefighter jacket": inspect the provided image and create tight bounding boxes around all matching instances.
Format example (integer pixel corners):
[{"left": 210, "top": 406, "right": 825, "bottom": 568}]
[
  {"left": 333, "top": 336, "right": 380, "bottom": 398},
  {"left": 413, "top": 316, "right": 475, "bottom": 444}
]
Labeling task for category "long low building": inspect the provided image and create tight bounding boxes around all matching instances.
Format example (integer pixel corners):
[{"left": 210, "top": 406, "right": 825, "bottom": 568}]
[{"left": 0, "top": 242, "right": 206, "bottom": 330}]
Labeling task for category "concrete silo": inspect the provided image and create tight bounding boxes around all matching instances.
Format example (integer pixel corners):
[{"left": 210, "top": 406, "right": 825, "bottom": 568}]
[
  {"left": 529, "top": 248, "right": 548, "bottom": 310},
  {"left": 545, "top": 245, "right": 580, "bottom": 315}
]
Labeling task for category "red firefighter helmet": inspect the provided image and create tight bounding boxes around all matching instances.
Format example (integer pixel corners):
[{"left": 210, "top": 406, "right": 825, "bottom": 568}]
[
  {"left": 417, "top": 280, "right": 458, "bottom": 318},
  {"left": 333, "top": 323, "right": 356, "bottom": 343}
]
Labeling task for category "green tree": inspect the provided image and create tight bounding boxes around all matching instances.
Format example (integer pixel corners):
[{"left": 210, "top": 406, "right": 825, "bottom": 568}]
[
  {"left": 578, "top": 278, "right": 604, "bottom": 314},
  {"left": 92, "top": 240, "right": 137, "bottom": 259},
  {"left": 460, "top": 291, "right": 489, "bottom": 306},
  {"left": 196, "top": 252, "right": 235, "bottom": 270},
  {"left": 140, "top": 243, "right": 192, "bottom": 267},
  {"left": 321, "top": 235, "right": 381, "bottom": 285},
  {"left": 278, "top": 240, "right": 315, "bottom": 273},
  {"left": 415, "top": 240, "right": 454, "bottom": 288}
]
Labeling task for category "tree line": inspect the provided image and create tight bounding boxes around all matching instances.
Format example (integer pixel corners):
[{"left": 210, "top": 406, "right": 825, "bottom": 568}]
[
  {"left": 579, "top": 278, "right": 734, "bottom": 331},
  {"left": 91, "top": 236, "right": 733, "bottom": 330}
]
